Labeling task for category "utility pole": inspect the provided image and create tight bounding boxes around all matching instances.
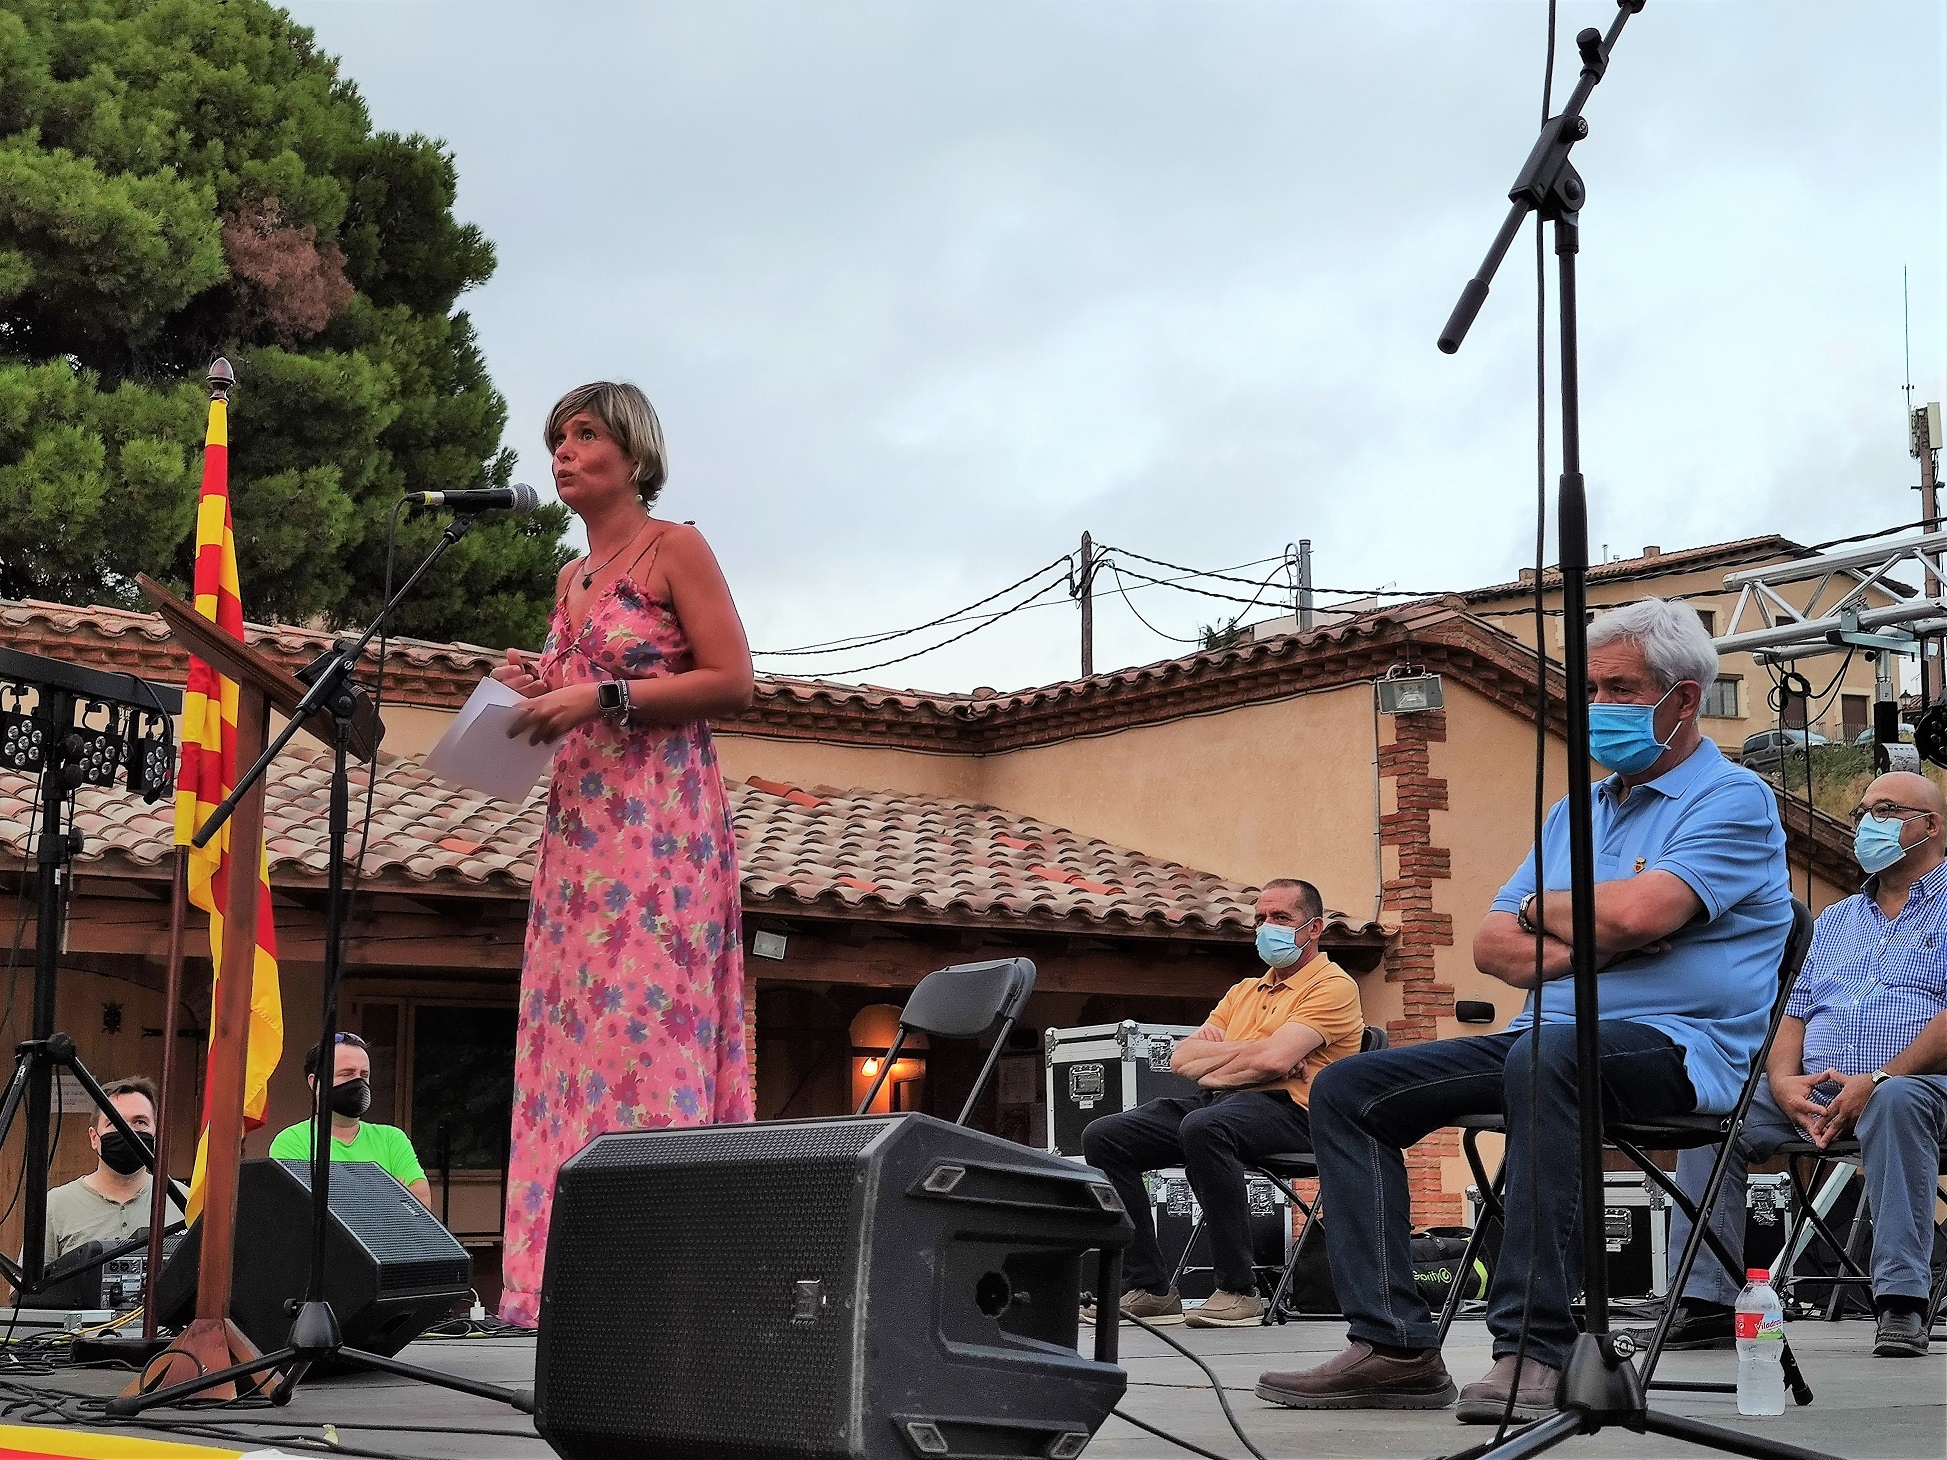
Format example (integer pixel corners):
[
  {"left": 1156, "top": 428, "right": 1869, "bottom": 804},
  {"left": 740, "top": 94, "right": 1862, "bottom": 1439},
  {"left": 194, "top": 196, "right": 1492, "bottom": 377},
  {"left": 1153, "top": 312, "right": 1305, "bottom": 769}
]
[
  {"left": 1078, "top": 530, "right": 1095, "bottom": 677},
  {"left": 1297, "top": 539, "right": 1315, "bottom": 632},
  {"left": 1916, "top": 398, "right": 1943, "bottom": 704}
]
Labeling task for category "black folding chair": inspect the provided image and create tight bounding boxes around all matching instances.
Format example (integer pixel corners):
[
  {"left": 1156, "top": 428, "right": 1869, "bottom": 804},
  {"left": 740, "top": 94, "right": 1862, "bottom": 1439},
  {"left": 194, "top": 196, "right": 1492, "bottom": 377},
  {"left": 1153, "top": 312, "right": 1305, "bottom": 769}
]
[
  {"left": 1766, "top": 1136, "right": 1947, "bottom": 1327},
  {"left": 854, "top": 957, "right": 1036, "bottom": 1125},
  {"left": 1167, "top": 1025, "right": 1389, "bottom": 1325},
  {"left": 1433, "top": 899, "right": 1817, "bottom": 1406}
]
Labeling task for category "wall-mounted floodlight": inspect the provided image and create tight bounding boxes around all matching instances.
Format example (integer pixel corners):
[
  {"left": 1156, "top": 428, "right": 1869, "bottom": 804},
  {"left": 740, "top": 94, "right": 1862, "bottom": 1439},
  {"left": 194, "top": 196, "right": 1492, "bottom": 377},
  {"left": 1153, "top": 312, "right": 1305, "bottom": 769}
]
[{"left": 1377, "top": 664, "right": 1445, "bottom": 715}]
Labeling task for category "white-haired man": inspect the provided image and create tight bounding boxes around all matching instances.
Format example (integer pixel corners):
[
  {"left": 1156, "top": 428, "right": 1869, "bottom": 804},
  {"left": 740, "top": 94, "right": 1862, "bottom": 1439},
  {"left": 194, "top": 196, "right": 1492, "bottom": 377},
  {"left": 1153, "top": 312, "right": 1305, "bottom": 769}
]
[{"left": 1258, "top": 599, "right": 1792, "bottom": 1423}]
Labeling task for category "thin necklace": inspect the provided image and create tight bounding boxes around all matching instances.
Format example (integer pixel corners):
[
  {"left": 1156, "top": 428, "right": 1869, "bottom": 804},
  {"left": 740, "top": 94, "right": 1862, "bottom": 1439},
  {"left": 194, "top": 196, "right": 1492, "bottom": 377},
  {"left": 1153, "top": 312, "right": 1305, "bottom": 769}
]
[{"left": 580, "top": 514, "right": 651, "bottom": 590}]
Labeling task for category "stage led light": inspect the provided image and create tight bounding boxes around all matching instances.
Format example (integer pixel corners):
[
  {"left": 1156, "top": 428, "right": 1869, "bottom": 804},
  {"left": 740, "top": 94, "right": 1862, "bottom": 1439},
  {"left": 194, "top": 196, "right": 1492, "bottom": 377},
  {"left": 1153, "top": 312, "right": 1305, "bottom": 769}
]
[{"left": 0, "top": 685, "right": 45, "bottom": 774}]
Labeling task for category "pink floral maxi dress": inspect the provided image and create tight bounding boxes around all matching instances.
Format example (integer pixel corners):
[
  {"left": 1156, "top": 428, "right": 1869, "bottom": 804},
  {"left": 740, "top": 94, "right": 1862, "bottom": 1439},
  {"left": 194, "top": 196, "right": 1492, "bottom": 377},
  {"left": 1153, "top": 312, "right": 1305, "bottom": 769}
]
[{"left": 499, "top": 576, "right": 753, "bottom": 1326}]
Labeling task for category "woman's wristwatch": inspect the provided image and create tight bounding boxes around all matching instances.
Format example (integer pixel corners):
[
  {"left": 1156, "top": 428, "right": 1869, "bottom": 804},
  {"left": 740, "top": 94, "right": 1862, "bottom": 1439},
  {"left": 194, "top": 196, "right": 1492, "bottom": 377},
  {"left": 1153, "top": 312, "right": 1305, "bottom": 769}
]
[{"left": 596, "top": 678, "right": 632, "bottom": 723}]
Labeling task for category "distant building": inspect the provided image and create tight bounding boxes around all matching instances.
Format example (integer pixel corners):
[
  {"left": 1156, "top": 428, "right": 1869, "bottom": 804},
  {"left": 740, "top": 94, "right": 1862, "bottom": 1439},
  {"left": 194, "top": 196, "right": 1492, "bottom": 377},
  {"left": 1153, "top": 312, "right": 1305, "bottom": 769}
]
[{"left": 1255, "top": 536, "right": 1901, "bottom": 751}]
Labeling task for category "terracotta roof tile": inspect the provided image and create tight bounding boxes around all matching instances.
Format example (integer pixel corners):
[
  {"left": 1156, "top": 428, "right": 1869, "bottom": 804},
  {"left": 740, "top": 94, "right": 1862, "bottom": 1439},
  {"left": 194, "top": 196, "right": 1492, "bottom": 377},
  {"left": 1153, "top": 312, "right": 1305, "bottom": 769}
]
[
  {"left": 1459, "top": 535, "right": 1810, "bottom": 602},
  {"left": 0, "top": 756, "right": 1384, "bottom": 945}
]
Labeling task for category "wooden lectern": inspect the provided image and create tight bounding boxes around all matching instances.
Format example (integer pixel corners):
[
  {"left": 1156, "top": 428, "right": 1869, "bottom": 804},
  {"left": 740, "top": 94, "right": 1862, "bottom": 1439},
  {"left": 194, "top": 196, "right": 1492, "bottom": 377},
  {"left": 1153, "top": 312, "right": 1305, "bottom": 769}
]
[{"left": 127, "top": 573, "right": 379, "bottom": 1399}]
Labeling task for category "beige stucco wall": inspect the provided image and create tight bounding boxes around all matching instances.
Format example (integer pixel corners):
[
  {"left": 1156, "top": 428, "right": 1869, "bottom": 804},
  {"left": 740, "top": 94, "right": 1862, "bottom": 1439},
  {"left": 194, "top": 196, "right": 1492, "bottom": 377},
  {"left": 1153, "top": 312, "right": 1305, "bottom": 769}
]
[
  {"left": 1430, "top": 682, "right": 1570, "bottom": 1040},
  {"left": 1474, "top": 558, "right": 1896, "bottom": 752},
  {"left": 979, "top": 685, "right": 1383, "bottom": 916},
  {"left": 715, "top": 736, "right": 986, "bottom": 802}
]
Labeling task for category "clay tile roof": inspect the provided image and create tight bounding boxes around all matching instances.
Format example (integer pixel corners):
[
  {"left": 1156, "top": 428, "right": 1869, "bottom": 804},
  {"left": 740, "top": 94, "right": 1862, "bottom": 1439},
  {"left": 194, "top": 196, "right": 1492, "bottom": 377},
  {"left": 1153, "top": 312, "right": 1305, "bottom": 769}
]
[
  {"left": 732, "top": 775, "right": 1384, "bottom": 942},
  {"left": 1459, "top": 535, "right": 1811, "bottom": 601},
  {"left": 0, "top": 598, "right": 501, "bottom": 708},
  {"left": 0, "top": 757, "right": 1386, "bottom": 946}
]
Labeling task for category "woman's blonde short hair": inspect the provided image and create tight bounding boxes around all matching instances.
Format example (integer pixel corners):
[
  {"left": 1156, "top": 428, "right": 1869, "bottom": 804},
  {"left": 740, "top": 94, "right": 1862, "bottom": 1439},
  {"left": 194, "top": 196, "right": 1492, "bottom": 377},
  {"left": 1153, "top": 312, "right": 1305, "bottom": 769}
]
[{"left": 545, "top": 382, "right": 669, "bottom": 503}]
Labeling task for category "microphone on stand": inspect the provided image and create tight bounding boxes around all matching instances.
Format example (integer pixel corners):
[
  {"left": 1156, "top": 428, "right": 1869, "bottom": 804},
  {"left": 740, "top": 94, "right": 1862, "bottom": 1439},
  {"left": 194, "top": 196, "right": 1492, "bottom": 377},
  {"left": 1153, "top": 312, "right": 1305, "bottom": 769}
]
[{"left": 403, "top": 483, "right": 541, "bottom": 513}]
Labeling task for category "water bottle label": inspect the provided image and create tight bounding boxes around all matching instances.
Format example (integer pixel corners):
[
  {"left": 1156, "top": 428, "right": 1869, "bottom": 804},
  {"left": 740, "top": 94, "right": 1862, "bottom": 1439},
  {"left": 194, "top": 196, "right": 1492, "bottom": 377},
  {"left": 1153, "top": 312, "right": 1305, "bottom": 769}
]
[{"left": 1736, "top": 1312, "right": 1784, "bottom": 1342}]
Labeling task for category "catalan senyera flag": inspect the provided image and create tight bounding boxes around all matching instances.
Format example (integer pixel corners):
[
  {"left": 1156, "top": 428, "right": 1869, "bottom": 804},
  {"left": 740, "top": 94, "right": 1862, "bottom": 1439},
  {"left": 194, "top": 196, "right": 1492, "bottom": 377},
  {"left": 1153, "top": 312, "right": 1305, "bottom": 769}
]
[{"left": 174, "top": 389, "right": 284, "bottom": 1224}]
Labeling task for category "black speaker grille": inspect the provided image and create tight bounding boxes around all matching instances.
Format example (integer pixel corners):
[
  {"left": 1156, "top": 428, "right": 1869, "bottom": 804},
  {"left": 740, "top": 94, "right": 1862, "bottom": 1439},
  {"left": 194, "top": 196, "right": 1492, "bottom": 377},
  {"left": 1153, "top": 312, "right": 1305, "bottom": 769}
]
[
  {"left": 279, "top": 1160, "right": 472, "bottom": 1291},
  {"left": 541, "top": 1123, "right": 886, "bottom": 1457}
]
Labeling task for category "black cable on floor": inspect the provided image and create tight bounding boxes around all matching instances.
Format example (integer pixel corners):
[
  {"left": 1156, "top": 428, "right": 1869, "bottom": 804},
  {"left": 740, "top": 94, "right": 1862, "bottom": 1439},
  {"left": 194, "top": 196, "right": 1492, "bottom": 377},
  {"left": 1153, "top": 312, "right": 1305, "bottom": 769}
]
[
  {"left": 1120, "top": 1312, "right": 1269, "bottom": 1460},
  {"left": 1111, "top": 1404, "right": 1237, "bottom": 1460}
]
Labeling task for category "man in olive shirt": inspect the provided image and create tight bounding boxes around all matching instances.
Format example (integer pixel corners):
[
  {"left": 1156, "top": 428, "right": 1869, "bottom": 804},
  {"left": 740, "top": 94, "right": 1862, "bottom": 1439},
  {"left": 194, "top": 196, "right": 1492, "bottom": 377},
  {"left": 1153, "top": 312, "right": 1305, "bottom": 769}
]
[
  {"left": 267, "top": 1033, "right": 432, "bottom": 1207},
  {"left": 1082, "top": 879, "right": 1364, "bottom": 1327},
  {"left": 43, "top": 1075, "right": 183, "bottom": 1264}
]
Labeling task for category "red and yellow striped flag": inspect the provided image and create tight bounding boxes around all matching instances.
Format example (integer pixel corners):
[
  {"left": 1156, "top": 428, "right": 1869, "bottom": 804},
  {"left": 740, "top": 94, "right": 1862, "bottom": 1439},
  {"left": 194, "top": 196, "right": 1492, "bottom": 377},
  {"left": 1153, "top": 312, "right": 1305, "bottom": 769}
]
[{"left": 174, "top": 386, "right": 284, "bottom": 1223}]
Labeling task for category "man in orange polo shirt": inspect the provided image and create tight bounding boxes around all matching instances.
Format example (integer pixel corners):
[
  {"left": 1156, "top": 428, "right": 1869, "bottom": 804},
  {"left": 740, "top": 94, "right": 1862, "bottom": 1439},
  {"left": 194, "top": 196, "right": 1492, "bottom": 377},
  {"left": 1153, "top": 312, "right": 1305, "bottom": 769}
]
[{"left": 1082, "top": 878, "right": 1363, "bottom": 1327}]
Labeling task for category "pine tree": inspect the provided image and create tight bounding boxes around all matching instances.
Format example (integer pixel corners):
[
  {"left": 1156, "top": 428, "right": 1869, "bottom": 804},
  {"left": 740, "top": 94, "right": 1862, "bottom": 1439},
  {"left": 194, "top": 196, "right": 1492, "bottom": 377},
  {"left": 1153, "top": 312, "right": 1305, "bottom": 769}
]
[{"left": 0, "top": 0, "right": 571, "bottom": 647}]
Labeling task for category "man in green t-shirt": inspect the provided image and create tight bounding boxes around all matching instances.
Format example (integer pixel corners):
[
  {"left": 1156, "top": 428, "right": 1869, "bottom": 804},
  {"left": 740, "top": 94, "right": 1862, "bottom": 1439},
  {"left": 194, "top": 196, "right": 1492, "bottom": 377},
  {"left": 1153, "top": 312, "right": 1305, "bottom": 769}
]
[{"left": 267, "top": 1033, "right": 432, "bottom": 1208}]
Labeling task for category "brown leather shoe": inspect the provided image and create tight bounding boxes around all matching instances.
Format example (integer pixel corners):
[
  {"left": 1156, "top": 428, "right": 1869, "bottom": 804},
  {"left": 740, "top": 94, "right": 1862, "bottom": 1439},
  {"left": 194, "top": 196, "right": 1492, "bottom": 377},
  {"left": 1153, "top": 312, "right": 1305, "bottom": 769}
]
[
  {"left": 1455, "top": 1355, "right": 1561, "bottom": 1424},
  {"left": 1256, "top": 1342, "right": 1458, "bottom": 1410}
]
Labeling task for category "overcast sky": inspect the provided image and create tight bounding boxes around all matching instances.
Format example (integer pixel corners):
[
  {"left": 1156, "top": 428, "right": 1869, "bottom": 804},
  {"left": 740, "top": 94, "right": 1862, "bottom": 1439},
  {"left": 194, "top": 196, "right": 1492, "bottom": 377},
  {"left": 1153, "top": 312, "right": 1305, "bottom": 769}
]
[{"left": 288, "top": 0, "right": 1945, "bottom": 692}]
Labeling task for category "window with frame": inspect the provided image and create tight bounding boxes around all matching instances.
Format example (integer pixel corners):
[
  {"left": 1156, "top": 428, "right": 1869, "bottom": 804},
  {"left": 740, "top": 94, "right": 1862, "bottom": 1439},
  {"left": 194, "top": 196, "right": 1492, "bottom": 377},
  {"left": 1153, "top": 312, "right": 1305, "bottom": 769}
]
[{"left": 1702, "top": 675, "right": 1741, "bottom": 719}]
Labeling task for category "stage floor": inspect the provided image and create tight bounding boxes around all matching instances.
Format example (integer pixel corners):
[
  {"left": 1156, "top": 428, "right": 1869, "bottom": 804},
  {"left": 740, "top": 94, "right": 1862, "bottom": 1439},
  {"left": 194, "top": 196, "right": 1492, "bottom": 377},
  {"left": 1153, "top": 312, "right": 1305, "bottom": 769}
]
[{"left": 11, "top": 1317, "right": 1943, "bottom": 1458}]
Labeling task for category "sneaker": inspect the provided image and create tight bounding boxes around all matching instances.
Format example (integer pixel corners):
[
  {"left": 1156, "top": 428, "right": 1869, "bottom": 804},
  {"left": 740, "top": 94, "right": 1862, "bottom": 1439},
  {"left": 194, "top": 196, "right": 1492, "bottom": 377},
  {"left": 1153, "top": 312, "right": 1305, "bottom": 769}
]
[
  {"left": 1186, "top": 1290, "right": 1265, "bottom": 1328},
  {"left": 1081, "top": 1286, "right": 1185, "bottom": 1326},
  {"left": 1455, "top": 1354, "right": 1561, "bottom": 1425},
  {"left": 1873, "top": 1308, "right": 1929, "bottom": 1358},
  {"left": 1256, "top": 1342, "right": 1457, "bottom": 1410}
]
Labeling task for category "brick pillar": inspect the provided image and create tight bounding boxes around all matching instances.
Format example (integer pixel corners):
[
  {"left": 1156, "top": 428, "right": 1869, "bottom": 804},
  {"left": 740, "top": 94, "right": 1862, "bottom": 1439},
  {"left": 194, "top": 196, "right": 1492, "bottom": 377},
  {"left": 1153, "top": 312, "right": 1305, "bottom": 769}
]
[{"left": 1377, "top": 709, "right": 1464, "bottom": 1225}]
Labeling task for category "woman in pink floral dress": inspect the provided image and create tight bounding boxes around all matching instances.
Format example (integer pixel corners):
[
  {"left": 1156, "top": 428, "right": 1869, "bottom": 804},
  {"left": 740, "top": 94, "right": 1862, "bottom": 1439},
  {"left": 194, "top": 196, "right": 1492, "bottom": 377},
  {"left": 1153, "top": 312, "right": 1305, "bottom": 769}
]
[{"left": 491, "top": 381, "right": 754, "bottom": 1326}]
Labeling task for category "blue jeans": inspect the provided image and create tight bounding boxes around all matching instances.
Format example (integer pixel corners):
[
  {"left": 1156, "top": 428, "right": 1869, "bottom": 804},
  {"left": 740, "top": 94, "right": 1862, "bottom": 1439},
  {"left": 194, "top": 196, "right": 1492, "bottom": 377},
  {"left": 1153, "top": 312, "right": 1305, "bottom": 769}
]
[
  {"left": 1309, "top": 1022, "right": 1696, "bottom": 1370},
  {"left": 1673, "top": 1073, "right": 1947, "bottom": 1306}
]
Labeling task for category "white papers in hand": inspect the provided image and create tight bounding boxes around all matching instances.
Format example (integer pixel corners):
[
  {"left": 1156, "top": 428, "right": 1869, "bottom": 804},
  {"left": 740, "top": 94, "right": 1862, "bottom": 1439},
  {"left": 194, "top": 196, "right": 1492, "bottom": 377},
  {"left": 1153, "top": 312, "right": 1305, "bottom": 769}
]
[{"left": 422, "top": 677, "right": 555, "bottom": 802}]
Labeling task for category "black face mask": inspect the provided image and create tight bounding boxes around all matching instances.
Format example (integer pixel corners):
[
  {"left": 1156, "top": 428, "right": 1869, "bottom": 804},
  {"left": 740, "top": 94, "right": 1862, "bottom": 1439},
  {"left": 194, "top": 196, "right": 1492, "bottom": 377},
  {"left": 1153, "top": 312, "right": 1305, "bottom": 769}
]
[
  {"left": 98, "top": 1129, "right": 154, "bottom": 1177},
  {"left": 329, "top": 1077, "right": 372, "bottom": 1119}
]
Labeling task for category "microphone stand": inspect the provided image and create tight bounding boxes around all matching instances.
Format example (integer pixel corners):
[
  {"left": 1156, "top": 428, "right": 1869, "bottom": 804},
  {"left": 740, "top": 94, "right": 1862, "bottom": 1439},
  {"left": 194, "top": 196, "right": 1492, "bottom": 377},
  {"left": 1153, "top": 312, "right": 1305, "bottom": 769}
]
[
  {"left": 1427, "top": 7, "right": 1835, "bottom": 1459},
  {"left": 110, "top": 508, "right": 534, "bottom": 1417}
]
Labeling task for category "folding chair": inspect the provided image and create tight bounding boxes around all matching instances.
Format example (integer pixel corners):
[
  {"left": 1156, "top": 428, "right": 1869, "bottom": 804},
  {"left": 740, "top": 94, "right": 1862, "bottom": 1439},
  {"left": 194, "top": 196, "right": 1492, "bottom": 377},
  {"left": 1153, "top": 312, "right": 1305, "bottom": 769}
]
[
  {"left": 1767, "top": 1135, "right": 1947, "bottom": 1327},
  {"left": 1167, "top": 1025, "right": 1389, "bottom": 1325},
  {"left": 855, "top": 957, "right": 1036, "bottom": 1124},
  {"left": 1433, "top": 899, "right": 1817, "bottom": 1407}
]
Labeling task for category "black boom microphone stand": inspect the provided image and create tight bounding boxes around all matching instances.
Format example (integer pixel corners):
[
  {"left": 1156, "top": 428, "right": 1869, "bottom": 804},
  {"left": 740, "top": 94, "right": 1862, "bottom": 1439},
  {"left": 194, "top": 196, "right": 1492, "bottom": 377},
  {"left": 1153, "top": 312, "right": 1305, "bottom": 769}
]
[
  {"left": 1431, "top": 6, "right": 1835, "bottom": 1460},
  {"left": 109, "top": 501, "right": 534, "bottom": 1418}
]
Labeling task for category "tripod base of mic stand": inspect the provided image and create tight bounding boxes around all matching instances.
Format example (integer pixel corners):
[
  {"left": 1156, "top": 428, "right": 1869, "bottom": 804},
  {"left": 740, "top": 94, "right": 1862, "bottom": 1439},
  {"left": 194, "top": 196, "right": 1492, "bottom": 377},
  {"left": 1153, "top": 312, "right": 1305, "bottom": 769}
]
[
  {"left": 106, "top": 1300, "right": 535, "bottom": 1418},
  {"left": 1433, "top": 1333, "right": 1840, "bottom": 1460},
  {"left": 120, "top": 1317, "right": 262, "bottom": 1405}
]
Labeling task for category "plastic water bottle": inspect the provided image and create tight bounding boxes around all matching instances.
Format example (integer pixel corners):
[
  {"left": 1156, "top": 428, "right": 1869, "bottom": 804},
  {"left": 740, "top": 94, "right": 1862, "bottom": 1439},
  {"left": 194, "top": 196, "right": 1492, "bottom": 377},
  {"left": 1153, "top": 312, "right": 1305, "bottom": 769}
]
[{"left": 1735, "top": 1269, "right": 1786, "bottom": 1416}]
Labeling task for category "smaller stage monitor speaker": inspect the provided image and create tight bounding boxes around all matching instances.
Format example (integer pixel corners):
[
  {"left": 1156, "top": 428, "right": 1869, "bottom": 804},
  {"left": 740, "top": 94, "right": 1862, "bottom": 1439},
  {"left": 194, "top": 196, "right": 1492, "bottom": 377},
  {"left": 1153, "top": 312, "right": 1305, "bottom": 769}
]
[
  {"left": 156, "top": 1158, "right": 471, "bottom": 1357},
  {"left": 535, "top": 1113, "right": 1133, "bottom": 1460}
]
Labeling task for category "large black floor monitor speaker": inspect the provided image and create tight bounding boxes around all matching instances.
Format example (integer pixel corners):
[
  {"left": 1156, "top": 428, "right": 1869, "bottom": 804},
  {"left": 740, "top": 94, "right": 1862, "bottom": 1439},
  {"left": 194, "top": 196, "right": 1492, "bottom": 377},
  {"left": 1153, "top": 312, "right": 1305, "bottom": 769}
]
[
  {"left": 156, "top": 1158, "right": 472, "bottom": 1357},
  {"left": 535, "top": 1114, "right": 1133, "bottom": 1460}
]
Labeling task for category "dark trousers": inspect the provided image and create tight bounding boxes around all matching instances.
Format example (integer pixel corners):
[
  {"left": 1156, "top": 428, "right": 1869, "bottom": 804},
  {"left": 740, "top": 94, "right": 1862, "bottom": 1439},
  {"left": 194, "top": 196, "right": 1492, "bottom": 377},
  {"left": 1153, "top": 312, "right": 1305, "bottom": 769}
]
[
  {"left": 1308, "top": 1023, "right": 1695, "bottom": 1370},
  {"left": 1081, "top": 1090, "right": 1313, "bottom": 1294}
]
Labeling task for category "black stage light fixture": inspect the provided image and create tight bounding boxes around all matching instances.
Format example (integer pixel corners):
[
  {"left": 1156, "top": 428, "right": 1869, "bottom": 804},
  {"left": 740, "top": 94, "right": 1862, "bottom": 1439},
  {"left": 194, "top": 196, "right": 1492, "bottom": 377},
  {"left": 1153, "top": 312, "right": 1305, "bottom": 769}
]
[
  {"left": 0, "top": 684, "right": 45, "bottom": 774},
  {"left": 70, "top": 702, "right": 125, "bottom": 787},
  {"left": 125, "top": 708, "right": 176, "bottom": 803},
  {"left": 1913, "top": 704, "right": 1947, "bottom": 770}
]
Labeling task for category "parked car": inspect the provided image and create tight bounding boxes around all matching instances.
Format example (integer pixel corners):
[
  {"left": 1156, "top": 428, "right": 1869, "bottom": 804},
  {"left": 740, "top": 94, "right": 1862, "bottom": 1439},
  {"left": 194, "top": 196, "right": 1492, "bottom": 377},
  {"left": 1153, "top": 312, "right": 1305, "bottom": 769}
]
[
  {"left": 1852, "top": 724, "right": 1916, "bottom": 746},
  {"left": 1740, "top": 729, "right": 1828, "bottom": 773}
]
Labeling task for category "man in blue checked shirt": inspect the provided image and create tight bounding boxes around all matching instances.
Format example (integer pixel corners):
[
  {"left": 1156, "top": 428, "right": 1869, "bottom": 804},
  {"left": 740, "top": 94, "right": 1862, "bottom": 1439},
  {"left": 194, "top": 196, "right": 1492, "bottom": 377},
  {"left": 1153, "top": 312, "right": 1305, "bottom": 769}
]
[{"left": 1664, "top": 769, "right": 1947, "bottom": 1360}]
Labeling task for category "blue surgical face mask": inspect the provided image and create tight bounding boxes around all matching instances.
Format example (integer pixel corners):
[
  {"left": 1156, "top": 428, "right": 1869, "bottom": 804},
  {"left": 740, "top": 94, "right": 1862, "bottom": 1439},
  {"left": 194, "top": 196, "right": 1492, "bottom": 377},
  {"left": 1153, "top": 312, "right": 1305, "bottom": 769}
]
[
  {"left": 1854, "top": 814, "right": 1919, "bottom": 874},
  {"left": 1256, "top": 919, "right": 1318, "bottom": 970},
  {"left": 1587, "top": 685, "right": 1683, "bottom": 776}
]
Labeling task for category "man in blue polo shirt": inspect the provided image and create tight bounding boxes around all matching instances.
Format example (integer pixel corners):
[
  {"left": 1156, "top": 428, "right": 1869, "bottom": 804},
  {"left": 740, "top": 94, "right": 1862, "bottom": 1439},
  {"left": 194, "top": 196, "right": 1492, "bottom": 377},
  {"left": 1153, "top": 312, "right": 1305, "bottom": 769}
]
[
  {"left": 1661, "top": 769, "right": 1947, "bottom": 1359},
  {"left": 1256, "top": 598, "right": 1791, "bottom": 1424}
]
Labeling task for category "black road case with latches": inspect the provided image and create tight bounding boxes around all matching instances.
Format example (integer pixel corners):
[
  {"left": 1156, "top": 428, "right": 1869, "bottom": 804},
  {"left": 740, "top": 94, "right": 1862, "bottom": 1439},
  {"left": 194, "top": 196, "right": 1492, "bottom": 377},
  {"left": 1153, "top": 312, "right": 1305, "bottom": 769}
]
[{"left": 1045, "top": 1020, "right": 1203, "bottom": 1157}]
